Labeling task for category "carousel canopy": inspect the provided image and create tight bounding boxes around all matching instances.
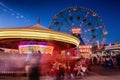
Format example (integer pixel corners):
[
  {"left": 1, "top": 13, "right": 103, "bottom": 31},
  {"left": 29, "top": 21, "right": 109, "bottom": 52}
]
[{"left": 0, "top": 24, "right": 80, "bottom": 49}]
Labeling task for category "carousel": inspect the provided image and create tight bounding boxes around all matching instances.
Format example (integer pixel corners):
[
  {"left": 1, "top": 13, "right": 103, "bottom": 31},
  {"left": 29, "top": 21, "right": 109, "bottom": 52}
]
[
  {"left": 0, "top": 24, "right": 80, "bottom": 74},
  {"left": 0, "top": 24, "right": 80, "bottom": 54}
]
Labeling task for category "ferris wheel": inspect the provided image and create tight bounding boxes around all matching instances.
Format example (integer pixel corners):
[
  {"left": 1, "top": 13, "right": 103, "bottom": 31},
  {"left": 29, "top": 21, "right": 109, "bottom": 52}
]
[{"left": 49, "top": 6, "right": 107, "bottom": 48}]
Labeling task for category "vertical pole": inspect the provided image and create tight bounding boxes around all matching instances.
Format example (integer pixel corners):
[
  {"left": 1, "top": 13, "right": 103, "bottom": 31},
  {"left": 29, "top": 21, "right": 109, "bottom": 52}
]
[{"left": 38, "top": 16, "right": 40, "bottom": 24}]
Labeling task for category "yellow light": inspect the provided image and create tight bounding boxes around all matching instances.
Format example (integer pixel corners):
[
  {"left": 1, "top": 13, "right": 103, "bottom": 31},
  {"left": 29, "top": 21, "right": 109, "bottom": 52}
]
[
  {"left": 19, "top": 45, "right": 54, "bottom": 54},
  {"left": 0, "top": 28, "right": 80, "bottom": 47},
  {"left": 72, "top": 28, "right": 81, "bottom": 34}
]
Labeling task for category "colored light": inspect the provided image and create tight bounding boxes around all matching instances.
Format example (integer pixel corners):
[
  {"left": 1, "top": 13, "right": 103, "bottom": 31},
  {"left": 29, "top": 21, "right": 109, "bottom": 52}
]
[
  {"left": 19, "top": 44, "right": 54, "bottom": 54},
  {"left": 0, "top": 28, "right": 80, "bottom": 47}
]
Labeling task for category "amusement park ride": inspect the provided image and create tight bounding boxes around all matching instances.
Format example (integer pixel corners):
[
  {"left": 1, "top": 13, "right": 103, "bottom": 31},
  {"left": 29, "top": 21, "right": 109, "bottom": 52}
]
[
  {"left": 0, "top": 6, "right": 108, "bottom": 56},
  {"left": 0, "top": 6, "right": 109, "bottom": 74},
  {"left": 49, "top": 6, "right": 108, "bottom": 55}
]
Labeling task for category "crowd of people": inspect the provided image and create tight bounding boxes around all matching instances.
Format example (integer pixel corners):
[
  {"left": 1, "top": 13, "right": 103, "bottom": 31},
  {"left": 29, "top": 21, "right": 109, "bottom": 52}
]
[
  {"left": 47, "top": 54, "right": 120, "bottom": 80},
  {"left": 91, "top": 54, "right": 120, "bottom": 69},
  {"left": 0, "top": 50, "right": 120, "bottom": 80},
  {"left": 49, "top": 56, "right": 91, "bottom": 80}
]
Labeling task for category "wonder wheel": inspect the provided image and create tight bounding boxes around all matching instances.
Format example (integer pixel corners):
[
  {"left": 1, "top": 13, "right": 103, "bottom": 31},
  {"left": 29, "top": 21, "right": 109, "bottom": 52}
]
[{"left": 49, "top": 6, "right": 107, "bottom": 49}]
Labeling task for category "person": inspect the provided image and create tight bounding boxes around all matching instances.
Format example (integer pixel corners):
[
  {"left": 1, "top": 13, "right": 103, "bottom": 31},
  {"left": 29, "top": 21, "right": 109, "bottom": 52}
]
[
  {"left": 56, "top": 62, "right": 66, "bottom": 80},
  {"left": 116, "top": 55, "right": 120, "bottom": 69},
  {"left": 51, "top": 60, "right": 59, "bottom": 77},
  {"left": 93, "top": 57, "right": 97, "bottom": 65},
  {"left": 25, "top": 49, "right": 33, "bottom": 80},
  {"left": 25, "top": 50, "right": 42, "bottom": 80}
]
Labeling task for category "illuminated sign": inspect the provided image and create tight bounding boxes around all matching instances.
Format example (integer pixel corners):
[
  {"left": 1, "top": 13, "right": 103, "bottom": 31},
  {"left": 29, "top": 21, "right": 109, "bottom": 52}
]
[
  {"left": 79, "top": 45, "right": 92, "bottom": 53},
  {"left": 19, "top": 45, "right": 54, "bottom": 54},
  {"left": 105, "top": 44, "right": 120, "bottom": 50},
  {"left": 72, "top": 28, "right": 81, "bottom": 34}
]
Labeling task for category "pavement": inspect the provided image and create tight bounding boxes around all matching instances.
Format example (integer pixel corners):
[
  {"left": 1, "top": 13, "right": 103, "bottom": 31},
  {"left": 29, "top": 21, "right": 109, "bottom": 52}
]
[
  {"left": 0, "top": 65, "right": 120, "bottom": 80},
  {"left": 81, "top": 65, "right": 120, "bottom": 80}
]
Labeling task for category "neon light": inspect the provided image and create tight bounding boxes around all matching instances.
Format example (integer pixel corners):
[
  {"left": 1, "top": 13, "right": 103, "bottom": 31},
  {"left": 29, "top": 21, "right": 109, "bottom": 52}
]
[
  {"left": 19, "top": 44, "right": 54, "bottom": 54},
  {"left": 0, "top": 29, "right": 80, "bottom": 47}
]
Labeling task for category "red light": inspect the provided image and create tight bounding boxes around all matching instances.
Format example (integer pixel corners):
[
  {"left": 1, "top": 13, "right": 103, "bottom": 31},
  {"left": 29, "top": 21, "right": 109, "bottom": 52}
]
[{"left": 74, "top": 50, "right": 77, "bottom": 55}]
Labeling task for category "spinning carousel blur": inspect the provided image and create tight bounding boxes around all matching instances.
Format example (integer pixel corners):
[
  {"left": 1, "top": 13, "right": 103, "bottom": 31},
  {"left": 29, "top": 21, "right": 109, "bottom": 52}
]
[{"left": 0, "top": 24, "right": 80, "bottom": 76}]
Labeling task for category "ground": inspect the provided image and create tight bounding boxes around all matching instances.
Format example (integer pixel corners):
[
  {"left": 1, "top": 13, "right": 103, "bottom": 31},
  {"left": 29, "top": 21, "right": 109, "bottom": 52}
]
[
  {"left": 0, "top": 65, "right": 120, "bottom": 80},
  {"left": 81, "top": 65, "right": 120, "bottom": 80}
]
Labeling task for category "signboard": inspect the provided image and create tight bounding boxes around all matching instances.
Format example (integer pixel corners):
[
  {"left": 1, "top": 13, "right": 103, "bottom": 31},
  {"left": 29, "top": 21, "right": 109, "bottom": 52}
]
[
  {"left": 72, "top": 28, "right": 81, "bottom": 35},
  {"left": 19, "top": 45, "right": 54, "bottom": 54},
  {"left": 79, "top": 45, "right": 92, "bottom": 53},
  {"left": 105, "top": 44, "right": 120, "bottom": 50}
]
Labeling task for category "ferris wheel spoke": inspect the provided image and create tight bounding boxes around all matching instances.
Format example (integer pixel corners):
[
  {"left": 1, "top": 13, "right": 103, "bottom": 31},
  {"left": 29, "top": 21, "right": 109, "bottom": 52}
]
[
  {"left": 101, "top": 38, "right": 106, "bottom": 45},
  {"left": 95, "top": 34, "right": 104, "bottom": 42},
  {"left": 82, "top": 14, "right": 102, "bottom": 33},
  {"left": 91, "top": 34, "right": 104, "bottom": 44},
  {"left": 96, "top": 38, "right": 105, "bottom": 49},
  {"left": 58, "top": 13, "right": 74, "bottom": 28},
  {"left": 75, "top": 8, "right": 85, "bottom": 27},
  {"left": 52, "top": 20, "right": 71, "bottom": 31},
  {"left": 80, "top": 16, "right": 100, "bottom": 33},
  {"left": 81, "top": 25, "right": 103, "bottom": 34},
  {"left": 68, "top": 9, "right": 76, "bottom": 28},
  {"left": 89, "top": 37, "right": 98, "bottom": 44},
  {"left": 81, "top": 35, "right": 92, "bottom": 44},
  {"left": 79, "top": 11, "right": 90, "bottom": 28},
  {"left": 57, "top": 22, "right": 71, "bottom": 33},
  {"left": 51, "top": 22, "right": 70, "bottom": 32},
  {"left": 91, "top": 33, "right": 101, "bottom": 41}
]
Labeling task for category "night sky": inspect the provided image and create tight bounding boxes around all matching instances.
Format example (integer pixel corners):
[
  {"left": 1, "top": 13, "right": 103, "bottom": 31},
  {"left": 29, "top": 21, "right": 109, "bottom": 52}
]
[{"left": 0, "top": 0, "right": 120, "bottom": 44}]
